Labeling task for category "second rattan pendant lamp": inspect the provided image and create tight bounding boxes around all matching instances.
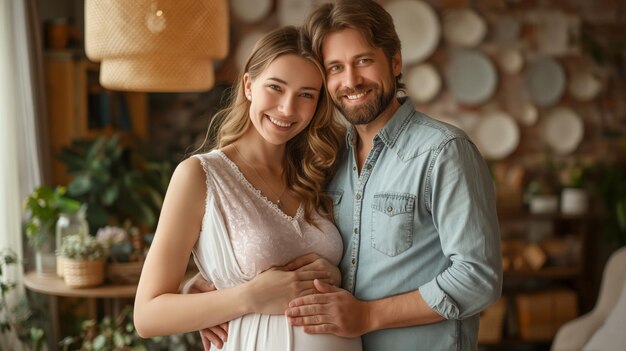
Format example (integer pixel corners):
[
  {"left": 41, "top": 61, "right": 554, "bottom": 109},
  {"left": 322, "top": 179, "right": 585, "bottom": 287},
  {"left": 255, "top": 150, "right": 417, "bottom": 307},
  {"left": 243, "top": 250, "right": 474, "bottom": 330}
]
[{"left": 85, "top": 0, "right": 229, "bottom": 92}]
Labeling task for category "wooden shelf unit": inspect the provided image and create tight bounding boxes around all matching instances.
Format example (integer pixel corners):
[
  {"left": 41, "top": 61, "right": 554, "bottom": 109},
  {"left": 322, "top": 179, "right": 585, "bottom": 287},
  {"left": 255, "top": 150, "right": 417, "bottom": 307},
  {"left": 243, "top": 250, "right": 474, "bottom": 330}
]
[
  {"left": 44, "top": 50, "right": 147, "bottom": 185},
  {"left": 480, "top": 210, "right": 596, "bottom": 349}
]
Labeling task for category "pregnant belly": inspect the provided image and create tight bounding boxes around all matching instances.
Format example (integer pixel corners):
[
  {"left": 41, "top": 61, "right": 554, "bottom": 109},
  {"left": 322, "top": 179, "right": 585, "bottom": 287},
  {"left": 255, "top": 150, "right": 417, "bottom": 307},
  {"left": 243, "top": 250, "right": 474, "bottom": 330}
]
[
  {"left": 223, "top": 314, "right": 362, "bottom": 351},
  {"left": 293, "top": 327, "right": 362, "bottom": 351}
]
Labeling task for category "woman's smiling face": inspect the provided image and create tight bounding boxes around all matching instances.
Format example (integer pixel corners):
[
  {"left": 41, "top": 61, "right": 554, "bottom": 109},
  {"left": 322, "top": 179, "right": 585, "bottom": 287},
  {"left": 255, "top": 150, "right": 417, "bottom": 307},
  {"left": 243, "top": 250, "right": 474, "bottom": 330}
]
[{"left": 244, "top": 54, "right": 323, "bottom": 146}]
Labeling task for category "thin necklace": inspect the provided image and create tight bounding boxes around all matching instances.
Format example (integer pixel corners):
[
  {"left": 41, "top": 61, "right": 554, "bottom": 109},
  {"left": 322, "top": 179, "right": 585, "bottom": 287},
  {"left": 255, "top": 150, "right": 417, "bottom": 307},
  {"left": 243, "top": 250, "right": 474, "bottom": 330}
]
[{"left": 233, "top": 145, "right": 287, "bottom": 207}]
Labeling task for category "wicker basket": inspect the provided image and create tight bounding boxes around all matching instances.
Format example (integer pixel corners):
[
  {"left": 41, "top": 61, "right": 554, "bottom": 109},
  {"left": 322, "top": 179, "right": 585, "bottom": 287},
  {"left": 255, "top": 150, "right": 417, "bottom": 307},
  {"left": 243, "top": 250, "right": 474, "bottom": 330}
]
[
  {"left": 63, "top": 258, "right": 105, "bottom": 288},
  {"left": 56, "top": 256, "right": 65, "bottom": 277},
  {"left": 106, "top": 261, "right": 144, "bottom": 285}
]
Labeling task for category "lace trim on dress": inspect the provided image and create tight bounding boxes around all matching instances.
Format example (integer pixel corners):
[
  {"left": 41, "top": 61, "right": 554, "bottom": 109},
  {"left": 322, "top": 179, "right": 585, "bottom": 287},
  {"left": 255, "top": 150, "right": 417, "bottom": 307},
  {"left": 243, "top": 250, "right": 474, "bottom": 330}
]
[
  {"left": 215, "top": 150, "right": 304, "bottom": 224},
  {"left": 193, "top": 154, "right": 214, "bottom": 214}
]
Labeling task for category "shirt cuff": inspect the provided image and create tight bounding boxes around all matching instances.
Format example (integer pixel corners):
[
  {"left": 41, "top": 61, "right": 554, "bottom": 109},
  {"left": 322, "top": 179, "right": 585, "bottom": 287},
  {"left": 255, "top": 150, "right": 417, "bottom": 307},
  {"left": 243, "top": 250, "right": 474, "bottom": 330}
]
[{"left": 419, "top": 279, "right": 460, "bottom": 320}]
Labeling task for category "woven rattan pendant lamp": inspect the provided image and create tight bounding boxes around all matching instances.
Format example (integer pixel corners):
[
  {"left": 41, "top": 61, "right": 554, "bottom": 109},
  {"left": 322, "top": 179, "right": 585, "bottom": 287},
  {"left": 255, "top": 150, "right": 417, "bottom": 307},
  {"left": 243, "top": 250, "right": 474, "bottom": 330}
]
[{"left": 85, "top": 0, "right": 228, "bottom": 92}]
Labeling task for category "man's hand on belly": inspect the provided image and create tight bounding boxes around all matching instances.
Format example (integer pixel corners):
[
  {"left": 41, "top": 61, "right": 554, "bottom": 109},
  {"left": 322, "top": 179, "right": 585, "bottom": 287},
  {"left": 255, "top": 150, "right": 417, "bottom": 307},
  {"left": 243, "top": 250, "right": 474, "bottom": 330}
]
[{"left": 286, "top": 279, "right": 372, "bottom": 338}]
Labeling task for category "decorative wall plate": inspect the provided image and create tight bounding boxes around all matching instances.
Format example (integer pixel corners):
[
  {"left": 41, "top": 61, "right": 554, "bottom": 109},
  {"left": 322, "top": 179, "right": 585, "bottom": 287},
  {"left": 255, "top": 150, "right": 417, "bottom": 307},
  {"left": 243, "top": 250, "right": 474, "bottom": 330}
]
[
  {"left": 519, "top": 102, "right": 538, "bottom": 126},
  {"left": 569, "top": 70, "right": 602, "bottom": 101},
  {"left": 526, "top": 57, "right": 566, "bottom": 107},
  {"left": 384, "top": 0, "right": 440, "bottom": 65},
  {"left": 497, "top": 47, "right": 524, "bottom": 74},
  {"left": 446, "top": 49, "right": 498, "bottom": 105},
  {"left": 406, "top": 63, "right": 441, "bottom": 103},
  {"left": 443, "top": 8, "right": 487, "bottom": 47},
  {"left": 474, "top": 111, "right": 520, "bottom": 160},
  {"left": 543, "top": 107, "right": 584, "bottom": 155}
]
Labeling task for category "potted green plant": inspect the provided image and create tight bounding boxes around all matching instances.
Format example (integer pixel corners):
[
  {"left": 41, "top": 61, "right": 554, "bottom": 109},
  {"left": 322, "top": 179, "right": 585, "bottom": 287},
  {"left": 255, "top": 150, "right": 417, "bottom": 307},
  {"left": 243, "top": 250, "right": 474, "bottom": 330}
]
[
  {"left": 58, "top": 234, "right": 106, "bottom": 288},
  {"left": 58, "top": 136, "right": 171, "bottom": 233},
  {"left": 95, "top": 224, "right": 145, "bottom": 284},
  {"left": 526, "top": 177, "right": 559, "bottom": 215},
  {"left": 59, "top": 305, "right": 202, "bottom": 351},
  {"left": 525, "top": 152, "right": 560, "bottom": 215},
  {"left": 0, "top": 248, "right": 45, "bottom": 351},
  {"left": 23, "top": 185, "right": 81, "bottom": 275},
  {"left": 558, "top": 160, "right": 589, "bottom": 215}
]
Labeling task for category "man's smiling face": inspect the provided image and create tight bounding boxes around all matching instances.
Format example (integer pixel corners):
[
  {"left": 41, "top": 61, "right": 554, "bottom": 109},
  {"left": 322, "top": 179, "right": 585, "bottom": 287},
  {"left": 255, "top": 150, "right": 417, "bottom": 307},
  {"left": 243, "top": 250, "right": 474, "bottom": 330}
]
[{"left": 322, "top": 28, "right": 401, "bottom": 125}]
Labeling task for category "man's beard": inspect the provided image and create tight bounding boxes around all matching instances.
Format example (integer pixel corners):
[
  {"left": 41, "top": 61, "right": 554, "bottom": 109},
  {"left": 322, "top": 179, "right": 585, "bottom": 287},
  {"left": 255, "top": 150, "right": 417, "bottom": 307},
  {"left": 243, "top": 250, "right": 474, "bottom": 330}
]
[{"left": 335, "top": 84, "right": 396, "bottom": 125}]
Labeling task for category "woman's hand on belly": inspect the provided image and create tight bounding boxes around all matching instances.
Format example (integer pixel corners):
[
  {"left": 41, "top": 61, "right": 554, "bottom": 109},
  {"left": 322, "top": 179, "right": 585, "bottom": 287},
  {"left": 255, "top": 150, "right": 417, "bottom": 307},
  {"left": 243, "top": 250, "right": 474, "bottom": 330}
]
[
  {"left": 283, "top": 253, "right": 342, "bottom": 287},
  {"left": 243, "top": 268, "right": 331, "bottom": 315}
]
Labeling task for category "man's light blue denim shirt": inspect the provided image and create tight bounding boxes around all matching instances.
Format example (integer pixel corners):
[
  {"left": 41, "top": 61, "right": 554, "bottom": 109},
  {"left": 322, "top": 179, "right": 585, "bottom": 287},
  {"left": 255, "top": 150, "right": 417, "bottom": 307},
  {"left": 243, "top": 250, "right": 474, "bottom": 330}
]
[{"left": 328, "top": 98, "right": 502, "bottom": 351}]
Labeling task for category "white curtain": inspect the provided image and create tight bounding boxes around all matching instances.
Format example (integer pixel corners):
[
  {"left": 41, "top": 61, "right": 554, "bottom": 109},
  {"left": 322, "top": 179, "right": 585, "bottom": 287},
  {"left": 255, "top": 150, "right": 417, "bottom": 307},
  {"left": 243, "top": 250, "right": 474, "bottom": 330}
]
[{"left": 0, "top": 0, "right": 43, "bottom": 349}]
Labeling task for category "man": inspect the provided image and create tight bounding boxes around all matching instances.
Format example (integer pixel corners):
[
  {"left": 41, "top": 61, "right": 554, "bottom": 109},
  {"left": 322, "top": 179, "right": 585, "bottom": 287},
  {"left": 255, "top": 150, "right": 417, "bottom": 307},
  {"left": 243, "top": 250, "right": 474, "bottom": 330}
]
[{"left": 191, "top": 1, "right": 501, "bottom": 350}]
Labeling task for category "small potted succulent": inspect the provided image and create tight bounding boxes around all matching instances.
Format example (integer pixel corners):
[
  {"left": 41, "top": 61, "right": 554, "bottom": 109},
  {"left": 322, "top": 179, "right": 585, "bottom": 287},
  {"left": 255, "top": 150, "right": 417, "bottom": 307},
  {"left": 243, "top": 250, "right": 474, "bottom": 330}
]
[{"left": 58, "top": 234, "right": 106, "bottom": 288}]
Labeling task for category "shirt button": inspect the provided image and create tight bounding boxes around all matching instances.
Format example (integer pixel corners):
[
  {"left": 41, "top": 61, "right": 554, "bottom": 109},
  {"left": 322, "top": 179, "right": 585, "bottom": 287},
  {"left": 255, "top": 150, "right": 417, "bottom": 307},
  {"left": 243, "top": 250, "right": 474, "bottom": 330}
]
[
  {"left": 356, "top": 194, "right": 361, "bottom": 200},
  {"left": 351, "top": 258, "right": 356, "bottom": 265},
  {"left": 354, "top": 228, "right": 358, "bottom": 234},
  {"left": 386, "top": 206, "right": 393, "bottom": 213},
  {"left": 366, "top": 164, "right": 372, "bottom": 170},
  {"left": 352, "top": 166, "right": 357, "bottom": 171}
]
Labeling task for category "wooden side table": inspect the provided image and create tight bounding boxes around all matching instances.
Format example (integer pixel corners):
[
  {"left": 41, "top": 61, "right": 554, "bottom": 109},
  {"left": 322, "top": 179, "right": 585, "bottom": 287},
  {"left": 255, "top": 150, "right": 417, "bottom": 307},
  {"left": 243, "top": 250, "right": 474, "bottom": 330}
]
[{"left": 24, "top": 272, "right": 137, "bottom": 351}]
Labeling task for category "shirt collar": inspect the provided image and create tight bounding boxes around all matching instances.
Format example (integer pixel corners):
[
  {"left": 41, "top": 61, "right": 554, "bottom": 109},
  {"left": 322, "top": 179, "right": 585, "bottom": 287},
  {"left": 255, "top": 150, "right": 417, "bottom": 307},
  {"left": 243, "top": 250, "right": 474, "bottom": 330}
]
[{"left": 344, "top": 97, "right": 414, "bottom": 150}]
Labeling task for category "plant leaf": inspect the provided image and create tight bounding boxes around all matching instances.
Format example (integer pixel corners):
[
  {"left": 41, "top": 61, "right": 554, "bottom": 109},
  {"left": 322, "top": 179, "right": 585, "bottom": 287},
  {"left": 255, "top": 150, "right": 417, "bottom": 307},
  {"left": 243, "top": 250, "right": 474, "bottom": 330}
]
[
  {"left": 68, "top": 174, "right": 92, "bottom": 196},
  {"left": 101, "top": 184, "right": 120, "bottom": 206}
]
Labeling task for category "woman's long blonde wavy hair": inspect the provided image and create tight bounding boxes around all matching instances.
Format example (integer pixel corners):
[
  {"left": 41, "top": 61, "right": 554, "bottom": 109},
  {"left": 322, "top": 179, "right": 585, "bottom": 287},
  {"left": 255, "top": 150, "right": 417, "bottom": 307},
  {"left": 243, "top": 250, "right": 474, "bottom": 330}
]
[{"left": 198, "top": 26, "right": 344, "bottom": 223}]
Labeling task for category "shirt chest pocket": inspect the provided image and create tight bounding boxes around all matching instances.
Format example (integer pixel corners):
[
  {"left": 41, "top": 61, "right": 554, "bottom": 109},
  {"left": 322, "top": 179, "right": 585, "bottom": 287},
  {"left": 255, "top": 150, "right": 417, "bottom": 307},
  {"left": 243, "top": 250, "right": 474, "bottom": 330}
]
[{"left": 371, "top": 193, "right": 415, "bottom": 256}]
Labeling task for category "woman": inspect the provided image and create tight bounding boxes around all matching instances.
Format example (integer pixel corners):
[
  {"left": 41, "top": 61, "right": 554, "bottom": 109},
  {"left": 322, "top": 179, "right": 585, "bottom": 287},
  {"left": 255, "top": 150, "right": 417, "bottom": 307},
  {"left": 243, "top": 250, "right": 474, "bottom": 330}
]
[{"left": 134, "top": 26, "right": 362, "bottom": 351}]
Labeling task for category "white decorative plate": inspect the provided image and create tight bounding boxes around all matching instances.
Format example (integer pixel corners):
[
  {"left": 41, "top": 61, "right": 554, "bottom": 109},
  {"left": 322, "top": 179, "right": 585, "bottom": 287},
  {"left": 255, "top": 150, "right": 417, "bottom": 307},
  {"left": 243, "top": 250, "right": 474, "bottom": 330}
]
[
  {"left": 569, "top": 71, "right": 602, "bottom": 101},
  {"left": 497, "top": 48, "right": 524, "bottom": 74},
  {"left": 446, "top": 49, "right": 498, "bottom": 105},
  {"left": 442, "top": 8, "right": 487, "bottom": 47},
  {"left": 526, "top": 57, "right": 566, "bottom": 107},
  {"left": 278, "top": 0, "right": 316, "bottom": 26},
  {"left": 543, "top": 107, "right": 584, "bottom": 155},
  {"left": 406, "top": 63, "right": 441, "bottom": 103},
  {"left": 474, "top": 111, "right": 520, "bottom": 160},
  {"left": 519, "top": 102, "right": 538, "bottom": 126},
  {"left": 384, "top": 0, "right": 440, "bottom": 65},
  {"left": 231, "top": 0, "right": 272, "bottom": 24},
  {"left": 235, "top": 31, "right": 267, "bottom": 72}
]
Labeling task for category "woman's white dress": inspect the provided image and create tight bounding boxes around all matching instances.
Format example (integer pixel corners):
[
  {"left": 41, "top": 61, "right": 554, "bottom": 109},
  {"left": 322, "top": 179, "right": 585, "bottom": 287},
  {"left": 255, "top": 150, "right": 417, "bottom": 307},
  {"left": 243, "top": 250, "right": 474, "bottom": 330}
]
[{"left": 192, "top": 150, "right": 362, "bottom": 351}]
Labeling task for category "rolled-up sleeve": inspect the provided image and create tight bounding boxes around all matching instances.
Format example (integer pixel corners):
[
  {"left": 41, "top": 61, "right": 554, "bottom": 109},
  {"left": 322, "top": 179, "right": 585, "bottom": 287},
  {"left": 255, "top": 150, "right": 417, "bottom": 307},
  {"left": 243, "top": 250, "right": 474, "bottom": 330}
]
[{"left": 420, "top": 137, "right": 502, "bottom": 319}]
